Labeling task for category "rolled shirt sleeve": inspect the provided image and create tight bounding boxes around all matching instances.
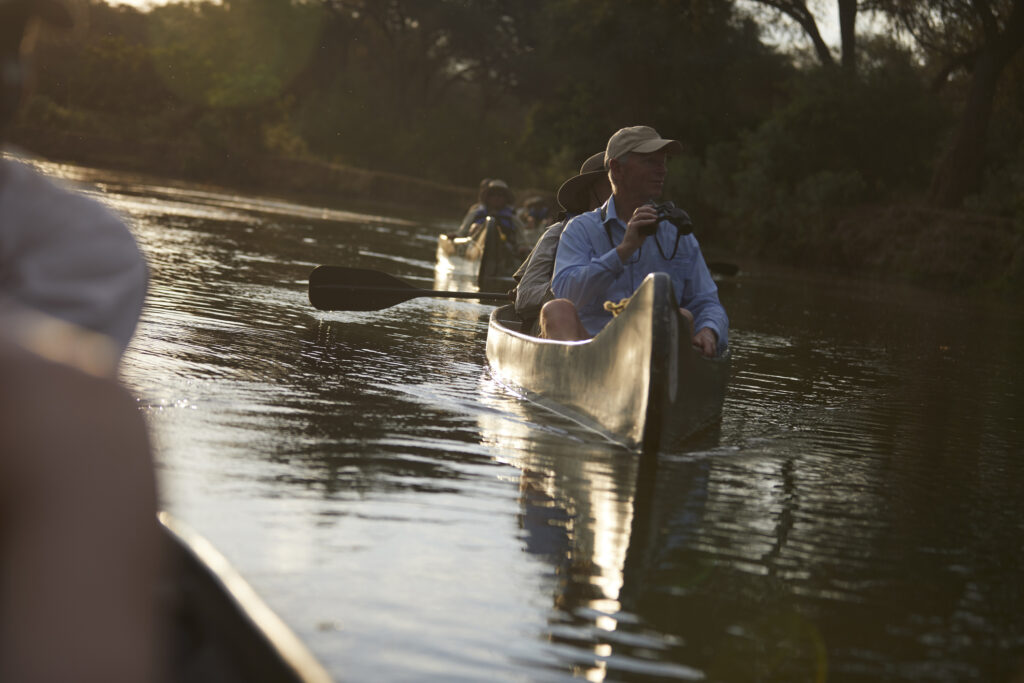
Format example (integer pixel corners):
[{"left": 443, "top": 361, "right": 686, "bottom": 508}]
[{"left": 680, "top": 246, "right": 729, "bottom": 354}]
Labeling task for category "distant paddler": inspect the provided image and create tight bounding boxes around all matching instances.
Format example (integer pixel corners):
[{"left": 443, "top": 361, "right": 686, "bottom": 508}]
[{"left": 455, "top": 178, "right": 529, "bottom": 257}]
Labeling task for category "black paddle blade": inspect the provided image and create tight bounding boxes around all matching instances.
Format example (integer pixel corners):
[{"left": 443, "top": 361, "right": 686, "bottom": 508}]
[
  {"left": 308, "top": 265, "right": 512, "bottom": 311},
  {"left": 309, "top": 266, "right": 421, "bottom": 311}
]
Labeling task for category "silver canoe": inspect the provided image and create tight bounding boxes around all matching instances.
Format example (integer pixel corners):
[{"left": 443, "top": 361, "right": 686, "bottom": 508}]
[
  {"left": 485, "top": 272, "right": 729, "bottom": 453},
  {"left": 437, "top": 216, "right": 536, "bottom": 292}
]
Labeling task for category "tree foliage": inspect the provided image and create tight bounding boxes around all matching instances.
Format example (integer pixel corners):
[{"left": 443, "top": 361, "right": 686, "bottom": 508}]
[
  {"left": 9, "top": 0, "right": 1023, "bottom": 279},
  {"left": 871, "top": 0, "right": 1024, "bottom": 206}
]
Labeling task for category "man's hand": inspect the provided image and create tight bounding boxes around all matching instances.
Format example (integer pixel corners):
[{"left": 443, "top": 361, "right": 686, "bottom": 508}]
[
  {"left": 617, "top": 204, "right": 658, "bottom": 263},
  {"left": 692, "top": 327, "right": 718, "bottom": 358}
]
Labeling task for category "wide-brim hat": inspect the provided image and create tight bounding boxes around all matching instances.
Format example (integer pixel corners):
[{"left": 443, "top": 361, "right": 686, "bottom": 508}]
[
  {"left": 0, "top": 0, "right": 73, "bottom": 28},
  {"left": 479, "top": 178, "right": 514, "bottom": 205},
  {"left": 604, "top": 125, "right": 683, "bottom": 166},
  {"left": 556, "top": 152, "right": 606, "bottom": 214}
]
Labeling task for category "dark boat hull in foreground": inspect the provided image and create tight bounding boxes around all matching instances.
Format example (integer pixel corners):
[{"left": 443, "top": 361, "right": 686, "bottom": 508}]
[
  {"left": 160, "top": 512, "right": 332, "bottom": 683},
  {"left": 485, "top": 272, "right": 729, "bottom": 453}
]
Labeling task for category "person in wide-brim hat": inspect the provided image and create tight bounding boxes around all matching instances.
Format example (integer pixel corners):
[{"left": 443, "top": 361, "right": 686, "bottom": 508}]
[
  {"left": 512, "top": 151, "right": 612, "bottom": 336},
  {"left": 556, "top": 152, "right": 608, "bottom": 215}
]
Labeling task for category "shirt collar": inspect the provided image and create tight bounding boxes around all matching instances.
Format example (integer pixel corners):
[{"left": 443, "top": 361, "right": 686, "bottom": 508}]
[{"left": 601, "top": 195, "right": 623, "bottom": 228}]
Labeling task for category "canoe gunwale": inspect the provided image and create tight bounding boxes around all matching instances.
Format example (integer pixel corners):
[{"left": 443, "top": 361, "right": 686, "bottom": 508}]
[{"left": 159, "top": 512, "right": 333, "bottom": 683}]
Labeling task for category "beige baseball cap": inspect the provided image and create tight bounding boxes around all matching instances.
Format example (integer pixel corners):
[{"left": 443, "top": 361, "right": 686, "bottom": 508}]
[
  {"left": 556, "top": 152, "right": 607, "bottom": 214},
  {"left": 604, "top": 126, "right": 683, "bottom": 166}
]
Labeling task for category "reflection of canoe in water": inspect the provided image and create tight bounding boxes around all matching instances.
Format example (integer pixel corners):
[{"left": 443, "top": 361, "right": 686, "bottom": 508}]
[
  {"left": 485, "top": 272, "right": 729, "bottom": 453},
  {"left": 436, "top": 216, "right": 526, "bottom": 292},
  {"left": 160, "top": 513, "right": 332, "bottom": 683}
]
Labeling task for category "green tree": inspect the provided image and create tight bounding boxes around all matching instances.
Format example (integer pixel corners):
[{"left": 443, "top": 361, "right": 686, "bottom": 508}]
[
  {"left": 26, "top": 3, "right": 175, "bottom": 129},
  {"left": 701, "top": 40, "right": 946, "bottom": 257},
  {"left": 147, "top": 0, "right": 324, "bottom": 109},
  {"left": 286, "top": 1, "right": 540, "bottom": 183},
  {"left": 517, "top": 0, "right": 791, "bottom": 179},
  {"left": 875, "top": 0, "right": 1024, "bottom": 207}
]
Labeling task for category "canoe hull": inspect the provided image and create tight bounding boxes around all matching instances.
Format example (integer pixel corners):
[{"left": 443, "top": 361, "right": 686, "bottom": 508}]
[
  {"left": 437, "top": 230, "right": 486, "bottom": 262},
  {"left": 437, "top": 217, "right": 524, "bottom": 292},
  {"left": 485, "top": 272, "right": 729, "bottom": 452}
]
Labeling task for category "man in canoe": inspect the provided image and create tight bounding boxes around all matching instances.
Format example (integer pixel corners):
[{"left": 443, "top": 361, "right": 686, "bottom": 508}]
[
  {"left": 512, "top": 151, "right": 611, "bottom": 335},
  {"left": 541, "top": 126, "right": 728, "bottom": 357}
]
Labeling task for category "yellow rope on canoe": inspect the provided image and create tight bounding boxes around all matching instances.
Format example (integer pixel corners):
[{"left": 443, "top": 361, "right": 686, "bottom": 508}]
[{"left": 603, "top": 297, "right": 631, "bottom": 317}]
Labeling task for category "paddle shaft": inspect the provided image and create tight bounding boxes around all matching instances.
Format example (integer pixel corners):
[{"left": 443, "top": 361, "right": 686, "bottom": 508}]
[
  {"left": 314, "top": 283, "right": 510, "bottom": 302},
  {"left": 308, "top": 265, "right": 513, "bottom": 310}
]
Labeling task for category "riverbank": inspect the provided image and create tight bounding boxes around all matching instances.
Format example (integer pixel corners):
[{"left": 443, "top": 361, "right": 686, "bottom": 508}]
[
  {"left": 830, "top": 205, "right": 1023, "bottom": 294},
  {"left": 9, "top": 128, "right": 479, "bottom": 216},
  {"left": 742, "top": 202, "right": 1024, "bottom": 296},
  {"left": 8, "top": 131, "right": 1022, "bottom": 297}
]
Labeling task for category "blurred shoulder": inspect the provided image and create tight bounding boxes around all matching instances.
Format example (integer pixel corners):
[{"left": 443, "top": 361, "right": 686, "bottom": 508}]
[{"left": 1, "top": 157, "right": 125, "bottom": 231}]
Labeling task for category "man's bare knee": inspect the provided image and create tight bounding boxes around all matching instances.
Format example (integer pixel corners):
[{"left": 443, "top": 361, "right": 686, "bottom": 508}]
[
  {"left": 540, "top": 299, "right": 589, "bottom": 341},
  {"left": 542, "top": 298, "right": 575, "bottom": 319}
]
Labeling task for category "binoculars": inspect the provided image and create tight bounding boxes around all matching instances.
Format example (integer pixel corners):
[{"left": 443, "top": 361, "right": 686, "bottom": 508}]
[{"left": 640, "top": 201, "right": 693, "bottom": 236}]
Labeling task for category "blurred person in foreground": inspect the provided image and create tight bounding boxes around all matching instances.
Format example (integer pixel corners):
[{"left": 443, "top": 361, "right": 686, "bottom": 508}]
[
  {"left": 0, "top": 2, "right": 160, "bottom": 681},
  {"left": 512, "top": 151, "right": 610, "bottom": 336},
  {"left": 0, "top": 334, "right": 160, "bottom": 683},
  {"left": 2, "top": 0, "right": 148, "bottom": 366},
  {"left": 541, "top": 126, "right": 728, "bottom": 357}
]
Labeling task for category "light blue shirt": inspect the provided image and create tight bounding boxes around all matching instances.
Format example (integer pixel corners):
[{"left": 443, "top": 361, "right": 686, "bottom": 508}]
[{"left": 551, "top": 195, "right": 729, "bottom": 353}]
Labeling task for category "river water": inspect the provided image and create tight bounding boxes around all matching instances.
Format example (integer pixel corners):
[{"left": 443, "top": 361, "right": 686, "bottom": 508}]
[{"left": 36, "top": 160, "right": 1024, "bottom": 681}]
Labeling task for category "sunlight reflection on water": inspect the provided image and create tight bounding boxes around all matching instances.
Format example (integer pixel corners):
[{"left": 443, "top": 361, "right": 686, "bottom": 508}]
[{"left": 26, "top": 159, "right": 1024, "bottom": 682}]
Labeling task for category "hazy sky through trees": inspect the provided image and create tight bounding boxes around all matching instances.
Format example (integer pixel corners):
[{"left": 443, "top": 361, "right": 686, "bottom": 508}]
[
  {"left": 103, "top": 0, "right": 845, "bottom": 49},
  {"left": 735, "top": 0, "right": 845, "bottom": 48}
]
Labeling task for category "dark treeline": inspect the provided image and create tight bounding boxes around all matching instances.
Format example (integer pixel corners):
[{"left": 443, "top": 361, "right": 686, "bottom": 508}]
[{"left": 11, "top": 0, "right": 1024, "bottom": 292}]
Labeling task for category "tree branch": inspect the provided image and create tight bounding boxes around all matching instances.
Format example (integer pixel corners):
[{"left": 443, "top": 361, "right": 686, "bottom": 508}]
[{"left": 750, "top": 0, "right": 837, "bottom": 67}]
